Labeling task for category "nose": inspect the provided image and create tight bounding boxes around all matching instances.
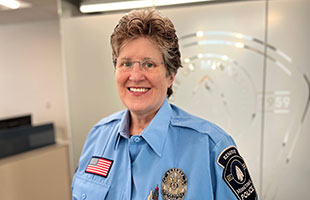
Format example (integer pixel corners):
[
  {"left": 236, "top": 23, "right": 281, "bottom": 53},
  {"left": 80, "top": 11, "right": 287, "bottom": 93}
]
[{"left": 128, "top": 62, "right": 145, "bottom": 82}]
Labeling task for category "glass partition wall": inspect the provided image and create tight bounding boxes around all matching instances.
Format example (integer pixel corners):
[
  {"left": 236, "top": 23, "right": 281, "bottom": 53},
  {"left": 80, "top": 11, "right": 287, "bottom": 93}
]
[{"left": 58, "top": 0, "right": 310, "bottom": 199}]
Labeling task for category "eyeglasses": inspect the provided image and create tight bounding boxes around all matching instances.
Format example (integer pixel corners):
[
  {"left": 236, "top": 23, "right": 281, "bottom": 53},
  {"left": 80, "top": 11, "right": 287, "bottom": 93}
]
[{"left": 115, "top": 59, "right": 164, "bottom": 72}]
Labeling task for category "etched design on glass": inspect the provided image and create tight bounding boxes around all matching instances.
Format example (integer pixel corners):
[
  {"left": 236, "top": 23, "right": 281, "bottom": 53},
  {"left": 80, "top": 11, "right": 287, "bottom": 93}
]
[{"left": 171, "top": 31, "right": 310, "bottom": 199}]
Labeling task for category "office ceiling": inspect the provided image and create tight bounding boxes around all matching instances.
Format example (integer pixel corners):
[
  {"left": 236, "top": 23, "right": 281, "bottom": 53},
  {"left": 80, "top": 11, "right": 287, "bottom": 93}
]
[{"left": 0, "top": 0, "right": 252, "bottom": 25}]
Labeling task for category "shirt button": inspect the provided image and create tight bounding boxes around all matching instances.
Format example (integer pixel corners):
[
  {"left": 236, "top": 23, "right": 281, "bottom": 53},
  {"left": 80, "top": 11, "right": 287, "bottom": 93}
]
[
  {"left": 82, "top": 193, "right": 87, "bottom": 199},
  {"left": 134, "top": 137, "right": 141, "bottom": 143}
]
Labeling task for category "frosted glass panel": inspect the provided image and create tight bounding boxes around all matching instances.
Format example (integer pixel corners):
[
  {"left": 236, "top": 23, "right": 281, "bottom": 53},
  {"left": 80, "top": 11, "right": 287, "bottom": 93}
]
[{"left": 263, "top": 0, "right": 310, "bottom": 199}]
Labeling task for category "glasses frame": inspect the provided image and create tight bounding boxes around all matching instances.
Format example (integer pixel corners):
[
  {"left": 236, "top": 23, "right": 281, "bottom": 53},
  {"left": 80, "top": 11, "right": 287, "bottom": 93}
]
[{"left": 114, "top": 59, "right": 165, "bottom": 72}]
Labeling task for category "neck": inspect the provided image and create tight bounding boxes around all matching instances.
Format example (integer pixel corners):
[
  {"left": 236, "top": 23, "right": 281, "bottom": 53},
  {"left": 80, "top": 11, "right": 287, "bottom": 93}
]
[{"left": 129, "top": 110, "right": 157, "bottom": 136}]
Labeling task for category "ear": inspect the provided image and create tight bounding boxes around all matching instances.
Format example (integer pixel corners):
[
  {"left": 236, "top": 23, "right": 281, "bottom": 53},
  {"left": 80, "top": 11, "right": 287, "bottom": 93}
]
[{"left": 168, "top": 72, "right": 176, "bottom": 88}]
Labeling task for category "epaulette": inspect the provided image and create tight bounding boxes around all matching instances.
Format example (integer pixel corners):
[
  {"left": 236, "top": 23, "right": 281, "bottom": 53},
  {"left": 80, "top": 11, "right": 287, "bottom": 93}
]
[
  {"left": 170, "top": 104, "right": 230, "bottom": 144},
  {"left": 94, "top": 110, "right": 126, "bottom": 127}
]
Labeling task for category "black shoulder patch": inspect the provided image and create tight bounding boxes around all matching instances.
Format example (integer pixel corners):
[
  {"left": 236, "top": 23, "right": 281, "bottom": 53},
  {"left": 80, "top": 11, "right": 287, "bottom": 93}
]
[{"left": 217, "top": 146, "right": 258, "bottom": 200}]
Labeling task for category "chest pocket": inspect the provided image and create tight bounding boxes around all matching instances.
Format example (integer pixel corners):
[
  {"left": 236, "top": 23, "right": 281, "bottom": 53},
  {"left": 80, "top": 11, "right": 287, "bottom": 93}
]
[{"left": 72, "top": 175, "right": 110, "bottom": 200}]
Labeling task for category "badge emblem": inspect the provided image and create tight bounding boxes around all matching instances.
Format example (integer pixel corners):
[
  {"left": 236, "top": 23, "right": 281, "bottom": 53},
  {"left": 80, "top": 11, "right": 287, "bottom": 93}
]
[
  {"left": 217, "top": 146, "right": 258, "bottom": 200},
  {"left": 161, "top": 168, "right": 187, "bottom": 200}
]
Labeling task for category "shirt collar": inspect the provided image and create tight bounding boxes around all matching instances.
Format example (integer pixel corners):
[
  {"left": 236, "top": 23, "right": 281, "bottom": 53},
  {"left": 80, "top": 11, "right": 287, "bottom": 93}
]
[
  {"left": 114, "top": 110, "right": 130, "bottom": 150},
  {"left": 141, "top": 98, "right": 171, "bottom": 157},
  {"left": 114, "top": 98, "right": 172, "bottom": 157},
  {"left": 119, "top": 110, "right": 131, "bottom": 139}
]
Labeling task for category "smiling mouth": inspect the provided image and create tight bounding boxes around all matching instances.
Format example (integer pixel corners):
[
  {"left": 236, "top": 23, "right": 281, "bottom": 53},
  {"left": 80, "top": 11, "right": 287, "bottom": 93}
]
[{"left": 128, "top": 87, "right": 150, "bottom": 93}]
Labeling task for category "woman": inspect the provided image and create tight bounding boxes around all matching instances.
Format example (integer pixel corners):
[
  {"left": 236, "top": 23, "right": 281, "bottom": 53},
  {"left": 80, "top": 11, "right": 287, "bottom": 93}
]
[{"left": 72, "top": 8, "right": 258, "bottom": 200}]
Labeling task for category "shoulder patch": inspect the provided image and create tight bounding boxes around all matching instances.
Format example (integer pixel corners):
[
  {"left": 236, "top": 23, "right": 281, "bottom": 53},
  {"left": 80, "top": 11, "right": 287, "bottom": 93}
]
[{"left": 217, "top": 146, "right": 258, "bottom": 200}]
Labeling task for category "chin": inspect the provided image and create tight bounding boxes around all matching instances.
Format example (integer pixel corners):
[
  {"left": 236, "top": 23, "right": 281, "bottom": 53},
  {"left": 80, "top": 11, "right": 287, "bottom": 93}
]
[{"left": 126, "top": 104, "right": 148, "bottom": 113}]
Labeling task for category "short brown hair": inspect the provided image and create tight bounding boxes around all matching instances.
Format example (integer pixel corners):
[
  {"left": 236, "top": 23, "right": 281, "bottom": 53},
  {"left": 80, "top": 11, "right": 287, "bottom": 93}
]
[{"left": 110, "top": 8, "right": 182, "bottom": 98}]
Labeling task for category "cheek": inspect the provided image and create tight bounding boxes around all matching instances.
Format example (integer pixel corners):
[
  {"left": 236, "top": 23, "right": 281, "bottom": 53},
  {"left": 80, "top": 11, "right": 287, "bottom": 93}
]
[
  {"left": 115, "top": 72, "right": 124, "bottom": 85},
  {"left": 115, "top": 73, "right": 125, "bottom": 94}
]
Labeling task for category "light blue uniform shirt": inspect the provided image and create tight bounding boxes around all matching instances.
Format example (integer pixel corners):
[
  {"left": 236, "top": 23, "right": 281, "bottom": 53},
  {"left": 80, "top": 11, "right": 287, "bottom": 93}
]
[{"left": 72, "top": 99, "right": 257, "bottom": 200}]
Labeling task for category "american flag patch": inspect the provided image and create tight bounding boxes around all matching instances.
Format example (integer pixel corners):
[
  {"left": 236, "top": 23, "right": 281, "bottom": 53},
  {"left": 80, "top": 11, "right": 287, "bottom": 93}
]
[{"left": 85, "top": 157, "right": 113, "bottom": 178}]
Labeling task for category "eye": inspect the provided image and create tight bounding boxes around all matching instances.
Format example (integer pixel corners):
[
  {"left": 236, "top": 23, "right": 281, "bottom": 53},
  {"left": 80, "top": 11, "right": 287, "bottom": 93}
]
[
  {"left": 122, "top": 61, "right": 132, "bottom": 68},
  {"left": 143, "top": 61, "right": 155, "bottom": 68}
]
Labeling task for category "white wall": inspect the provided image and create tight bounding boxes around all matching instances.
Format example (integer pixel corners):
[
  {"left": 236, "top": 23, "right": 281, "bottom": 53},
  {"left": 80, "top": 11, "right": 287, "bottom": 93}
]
[
  {"left": 0, "top": 20, "right": 69, "bottom": 144},
  {"left": 60, "top": 14, "right": 125, "bottom": 170}
]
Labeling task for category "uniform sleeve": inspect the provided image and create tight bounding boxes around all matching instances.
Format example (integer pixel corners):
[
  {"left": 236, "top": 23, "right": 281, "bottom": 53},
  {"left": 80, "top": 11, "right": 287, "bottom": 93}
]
[
  {"left": 211, "top": 135, "right": 258, "bottom": 200},
  {"left": 71, "top": 126, "right": 100, "bottom": 193},
  {"left": 71, "top": 125, "right": 113, "bottom": 200}
]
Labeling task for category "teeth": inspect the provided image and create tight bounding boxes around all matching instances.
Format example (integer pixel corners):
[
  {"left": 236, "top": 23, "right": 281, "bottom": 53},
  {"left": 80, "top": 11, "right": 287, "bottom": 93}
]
[{"left": 129, "top": 88, "right": 149, "bottom": 92}]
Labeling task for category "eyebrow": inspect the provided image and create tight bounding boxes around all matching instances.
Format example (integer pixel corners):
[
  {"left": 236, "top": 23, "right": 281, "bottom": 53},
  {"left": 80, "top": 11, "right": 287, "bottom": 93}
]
[{"left": 118, "top": 57, "right": 153, "bottom": 61}]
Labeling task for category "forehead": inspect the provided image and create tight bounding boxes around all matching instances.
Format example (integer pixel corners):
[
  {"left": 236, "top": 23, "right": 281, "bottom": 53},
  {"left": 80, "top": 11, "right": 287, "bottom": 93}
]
[{"left": 118, "top": 37, "right": 163, "bottom": 59}]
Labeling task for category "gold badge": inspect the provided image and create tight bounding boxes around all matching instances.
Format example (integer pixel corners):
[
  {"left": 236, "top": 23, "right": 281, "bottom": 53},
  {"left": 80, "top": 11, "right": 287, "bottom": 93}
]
[{"left": 161, "top": 168, "right": 187, "bottom": 200}]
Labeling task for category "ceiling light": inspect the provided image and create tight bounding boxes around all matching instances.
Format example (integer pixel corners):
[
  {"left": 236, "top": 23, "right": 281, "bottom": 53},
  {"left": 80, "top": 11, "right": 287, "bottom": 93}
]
[
  {"left": 80, "top": 0, "right": 215, "bottom": 13},
  {"left": 0, "top": 0, "right": 21, "bottom": 9},
  {"left": 154, "top": 0, "right": 211, "bottom": 7},
  {"left": 80, "top": 1, "right": 153, "bottom": 13},
  {"left": 196, "top": 31, "right": 204, "bottom": 37}
]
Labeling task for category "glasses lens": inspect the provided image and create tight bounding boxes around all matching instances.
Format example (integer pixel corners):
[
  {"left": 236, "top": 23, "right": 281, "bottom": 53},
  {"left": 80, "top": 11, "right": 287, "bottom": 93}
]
[{"left": 142, "top": 61, "right": 155, "bottom": 70}]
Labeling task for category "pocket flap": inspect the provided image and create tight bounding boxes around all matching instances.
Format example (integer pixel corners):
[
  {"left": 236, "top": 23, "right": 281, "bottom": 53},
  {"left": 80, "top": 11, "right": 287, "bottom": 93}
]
[{"left": 72, "top": 175, "right": 110, "bottom": 200}]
